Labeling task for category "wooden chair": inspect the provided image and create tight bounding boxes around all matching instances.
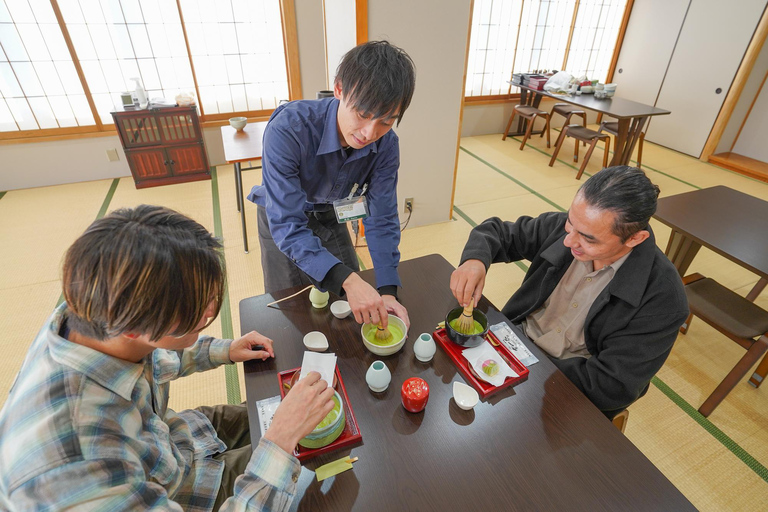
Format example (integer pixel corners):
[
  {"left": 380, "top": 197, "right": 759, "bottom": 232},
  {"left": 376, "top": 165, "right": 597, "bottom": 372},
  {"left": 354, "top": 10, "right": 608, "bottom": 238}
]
[
  {"left": 749, "top": 353, "right": 768, "bottom": 387},
  {"left": 502, "top": 105, "right": 551, "bottom": 151},
  {"left": 551, "top": 103, "right": 587, "bottom": 131},
  {"left": 548, "top": 125, "right": 610, "bottom": 180},
  {"left": 680, "top": 273, "right": 768, "bottom": 417},
  {"left": 598, "top": 121, "right": 645, "bottom": 168},
  {"left": 611, "top": 409, "right": 629, "bottom": 434}
]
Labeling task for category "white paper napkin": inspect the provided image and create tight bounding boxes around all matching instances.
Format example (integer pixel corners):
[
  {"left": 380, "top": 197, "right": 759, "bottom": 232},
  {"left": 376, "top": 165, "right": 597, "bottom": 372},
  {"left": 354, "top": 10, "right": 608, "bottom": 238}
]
[{"left": 298, "top": 351, "right": 337, "bottom": 386}]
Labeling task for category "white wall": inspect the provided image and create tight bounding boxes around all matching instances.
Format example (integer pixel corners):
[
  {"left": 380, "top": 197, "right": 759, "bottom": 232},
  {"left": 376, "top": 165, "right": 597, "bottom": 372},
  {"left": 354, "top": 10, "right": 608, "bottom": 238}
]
[
  {"left": 324, "top": 0, "right": 357, "bottom": 89},
  {"left": 368, "top": 0, "right": 472, "bottom": 226},
  {"left": 296, "top": 0, "right": 327, "bottom": 100}
]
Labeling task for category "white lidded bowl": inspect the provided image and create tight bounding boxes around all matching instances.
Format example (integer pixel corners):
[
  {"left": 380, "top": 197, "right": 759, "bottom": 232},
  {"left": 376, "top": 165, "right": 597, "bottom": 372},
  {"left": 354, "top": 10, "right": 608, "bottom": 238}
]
[
  {"left": 330, "top": 300, "right": 352, "bottom": 319},
  {"left": 229, "top": 116, "right": 247, "bottom": 131},
  {"left": 361, "top": 314, "right": 407, "bottom": 356},
  {"left": 453, "top": 381, "right": 479, "bottom": 410},
  {"left": 303, "top": 331, "right": 329, "bottom": 352}
]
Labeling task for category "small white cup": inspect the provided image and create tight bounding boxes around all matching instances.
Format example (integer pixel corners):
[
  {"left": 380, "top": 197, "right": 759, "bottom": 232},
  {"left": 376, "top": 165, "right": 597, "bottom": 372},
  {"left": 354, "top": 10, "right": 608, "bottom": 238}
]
[
  {"left": 413, "top": 332, "right": 436, "bottom": 363},
  {"left": 365, "top": 360, "right": 391, "bottom": 392}
]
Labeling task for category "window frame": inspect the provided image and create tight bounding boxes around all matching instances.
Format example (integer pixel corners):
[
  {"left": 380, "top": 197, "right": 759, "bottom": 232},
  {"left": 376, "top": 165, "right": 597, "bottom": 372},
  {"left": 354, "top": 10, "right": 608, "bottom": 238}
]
[
  {"left": 463, "top": 0, "right": 634, "bottom": 105},
  {"left": 0, "top": 0, "right": 301, "bottom": 143}
]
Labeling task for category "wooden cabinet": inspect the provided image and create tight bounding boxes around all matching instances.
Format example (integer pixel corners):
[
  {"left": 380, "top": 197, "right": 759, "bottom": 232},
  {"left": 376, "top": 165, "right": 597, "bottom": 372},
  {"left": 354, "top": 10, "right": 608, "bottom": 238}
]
[{"left": 112, "top": 105, "right": 211, "bottom": 188}]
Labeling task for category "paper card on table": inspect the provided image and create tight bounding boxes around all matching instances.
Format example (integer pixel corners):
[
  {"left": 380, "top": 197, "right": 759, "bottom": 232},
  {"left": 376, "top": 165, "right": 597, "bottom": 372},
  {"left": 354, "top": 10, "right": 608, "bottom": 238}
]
[
  {"left": 462, "top": 343, "right": 518, "bottom": 387},
  {"left": 490, "top": 322, "right": 539, "bottom": 366},
  {"left": 298, "top": 351, "right": 337, "bottom": 386},
  {"left": 315, "top": 456, "right": 357, "bottom": 482},
  {"left": 255, "top": 395, "right": 281, "bottom": 438}
]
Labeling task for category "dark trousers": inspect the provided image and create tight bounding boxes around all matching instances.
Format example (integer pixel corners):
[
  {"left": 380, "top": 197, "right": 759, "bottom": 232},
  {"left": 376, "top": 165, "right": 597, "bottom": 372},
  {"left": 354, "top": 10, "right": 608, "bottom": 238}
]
[
  {"left": 196, "top": 404, "right": 252, "bottom": 511},
  {"left": 256, "top": 205, "right": 359, "bottom": 294}
]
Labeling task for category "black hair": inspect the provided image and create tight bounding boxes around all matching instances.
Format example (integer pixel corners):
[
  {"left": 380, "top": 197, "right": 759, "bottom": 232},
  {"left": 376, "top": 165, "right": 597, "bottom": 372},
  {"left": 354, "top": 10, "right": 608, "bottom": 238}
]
[
  {"left": 578, "top": 166, "right": 661, "bottom": 242},
  {"left": 334, "top": 40, "right": 416, "bottom": 126}
]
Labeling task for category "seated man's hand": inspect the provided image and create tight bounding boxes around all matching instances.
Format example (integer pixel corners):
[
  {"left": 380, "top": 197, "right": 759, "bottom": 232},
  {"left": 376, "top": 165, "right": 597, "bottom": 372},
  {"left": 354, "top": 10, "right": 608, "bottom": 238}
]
[
  {"left": 229, "top": 331, "right": 275, "bottom": 362},
  {"left": 382, "top": 294, "right": 410, "bottom": 330},
  {"left": 264, "top": 372, "right": 335, "bottom": 454},
  {"left": 343, "top": 273, "right": 390, "bottom": 328},
  {"left": 450, "top": 259, "right": 487, "bottom": 307}
]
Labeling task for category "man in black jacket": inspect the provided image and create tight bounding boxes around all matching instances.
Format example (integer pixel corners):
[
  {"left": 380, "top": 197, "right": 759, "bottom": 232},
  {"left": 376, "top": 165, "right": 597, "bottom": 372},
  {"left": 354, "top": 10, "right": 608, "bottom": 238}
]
[{"left": 451, "top": 166, "right": 688, "bottom": 418}]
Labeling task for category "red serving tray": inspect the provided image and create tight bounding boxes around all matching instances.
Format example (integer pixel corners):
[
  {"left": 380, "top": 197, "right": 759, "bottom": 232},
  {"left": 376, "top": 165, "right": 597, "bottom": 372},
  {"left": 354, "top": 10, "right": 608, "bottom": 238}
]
[
  {"left": 278, "top": 366, "right": 362, "bottom": 462},
  {"left": 433, "top": 328, "right": 529, "bottom": 399}
]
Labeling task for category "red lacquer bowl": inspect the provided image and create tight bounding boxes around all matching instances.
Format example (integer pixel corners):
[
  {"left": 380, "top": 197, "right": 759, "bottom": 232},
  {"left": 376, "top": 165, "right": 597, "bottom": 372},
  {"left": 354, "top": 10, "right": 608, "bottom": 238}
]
[{"left": 401, "top": 377, "right": 429, "bottom": 413}]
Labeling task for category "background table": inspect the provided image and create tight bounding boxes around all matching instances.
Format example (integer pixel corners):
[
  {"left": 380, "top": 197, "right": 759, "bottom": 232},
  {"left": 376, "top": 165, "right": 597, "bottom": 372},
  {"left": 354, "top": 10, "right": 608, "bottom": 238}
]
[
  {"left": 511, "top": 84, "right": 670, "bottom": 167},
  {"left": 220, "top": 121, "right": 267, "bottom": 253},
  {"left": 654, "top": 186, "right": 768, "bottom": 301},
  {"left": 240, "top": 254, "right": 693, "bottom": 511}
]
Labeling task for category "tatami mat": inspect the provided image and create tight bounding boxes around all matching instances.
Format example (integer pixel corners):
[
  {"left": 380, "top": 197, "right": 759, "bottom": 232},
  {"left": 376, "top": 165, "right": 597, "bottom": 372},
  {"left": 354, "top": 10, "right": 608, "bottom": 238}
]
[{"left": 1, "top": 124, "right": 767, "bottom": 510}]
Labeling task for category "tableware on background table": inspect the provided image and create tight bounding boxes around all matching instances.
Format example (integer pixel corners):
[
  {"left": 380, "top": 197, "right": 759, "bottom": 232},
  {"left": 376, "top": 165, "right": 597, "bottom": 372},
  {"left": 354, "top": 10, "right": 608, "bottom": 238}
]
[
  {"left": 413, "top": 332, "right": 436, "bottom": 362},
  {"left": 452, "top": 381, "right": 479, "bottom": 410},
  {"left": 581, "top": 85, "right": 593, "bottom": 94},
  {"left": 330, "top": 300, "right": 352, "bottom": 318},
  {"left": 445, "top": 306, "right": 489, "bottom": 348},
  {"left": 365, "top": 360, "right": 391, "bottom": 392},
  {"left": 229, "top": 116, "right": 247, "bottom": 131},
  {"left": 401, "top": 377, "right": 430, "bottom": 412},
  {"left": 604, "top": 83, "right": 617, "bottom": 98},
  {"left": 303, "top": 331, "right": 329, "bottom": 352},
  {"left": 309, "top": 287, "right": 329, "bottom": 308},
  {"left": 361, "top": 314, "right": 407, "bottom": 356}
]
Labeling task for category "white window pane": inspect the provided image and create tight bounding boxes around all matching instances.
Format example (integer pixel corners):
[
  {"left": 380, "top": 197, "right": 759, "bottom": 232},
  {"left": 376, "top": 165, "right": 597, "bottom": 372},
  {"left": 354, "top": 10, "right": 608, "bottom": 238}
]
[
  {"left": 81, "top": 0, "right": 105, "bottom": 23},
  {"left": 6, "top": 0, "right": 34, "bottom": 22},
  {"left": 119, "top": 59, "right": 140, "bottom": 85},
  {"left": 100, "top": 0, "right": 125, "bottom": 23},
  {"left": 203, "top": 24, "right": 223, "bottom": 56},
  {"left": 0, "top": 62, "right": 24, "bottom": 96},
  {"left": 33, "top": 61, "right": 65, "bottom": 96},
  {"left": 121, "top": 0, "right": 143, "bottom": 23},
  {"left": 100, "top": 60, "right": 126, "bottom": 91},
  {"left": 107, "top": 24, "right": 134, "bottom": 59},
  {"left": 69, "top": 94, "right": 94, "bottom": 125},
  {"left": 219, "top": 23, "right": 238, "bottom": 53},
  {"left": 158, "top": 0, "right": 181, "bottom": 23},
  {"left": 54, "top": 60, "right": 84, "bottom": 94},
  {"left": 40, "top": 24, "right": 71, "bottom": 60},
  {"left": 48, "top": 95, "right": 77, "bottom": 126},
  {"left": 89, "top": 24, "right": 117, "bottom": 60},
  {"left": 0, "top": 24, "right": 28, "bottom": 60},
  {"left": 244, "top": 83, "right": 262, "bottom": 111},
  {"left": 0, "top": 1, "right": 12, "bottom": 23},
  {"left": 225, "top": 55, "right": 243, "bottom": 84},
  {"left": 198, "top": 0, "right": 217, "bottom": 23},
  {"left": 165, "top": 23, "right": 187, "bottom": 57},
  {"left": 194, "top": 55, "right": 211, "bottom": 86},
  {"left": 185, "top": 23, "right": 205, "bottom": 55},
  {"left": 214, "top": 84, "right": 233, "bottom": 113},
  {"left": 146, "top": 23, "right": 170, "bottom": 57},
  {"left": 179, "top": 0, "right": 200, "bottom": 23},
  {"left": 231, "top": 83, "right": 246, "bottom": 111},
  {"left": 209, "top": 56, "right": 227, "bottom": 86},
  {"left": 13, "top": 61, "right": 44, "bottom": 96},
  {"left": 92, "top": 92, "right": 115, "bottom": 123},
  {"left": 29, "top": 0, "right": 56, "bottom": 21},
  {"left": 80, "top": 60, "right": 108, "bottom": 93},
  {"left": 15, "top": 23, "right": 49, "bottom": 61},
  {"left": 155, "top": 57, "right": 177, "bottom": 89},
  {"left": 198, "top": 85, "right": 216, "bottom": 113},
  {"left": 0, "top": 99, "right": 18, "bottom": 131},
  {"left": 173, "top": 57, "right": 193, "bottom": 88},
  {"left": 260, "top": 82, "right": 276, "bottom": 109},
  {"left": 6, "top": 97, "right": 37, "bottom": 129},
  {"left": 137, "top": 59, "right": 160, "bottom": 89},
  {"left": 28, "top": 96, "right": 57, "bottom": 128},
  {"left": 58, "top": 0, "right": 85, "bottom": 23},
  {"left": 127, "top": 24, "right": 153, "bottom": 58},
  {"left": 67, "top": 25, "right": 97, "bottom": 60}
]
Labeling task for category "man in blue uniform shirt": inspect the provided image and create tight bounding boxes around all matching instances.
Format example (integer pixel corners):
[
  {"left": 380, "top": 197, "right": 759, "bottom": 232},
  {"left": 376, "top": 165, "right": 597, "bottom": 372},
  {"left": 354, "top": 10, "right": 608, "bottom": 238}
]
[{"left": 248, "top": 41, "right": 416, "bottom": 330}]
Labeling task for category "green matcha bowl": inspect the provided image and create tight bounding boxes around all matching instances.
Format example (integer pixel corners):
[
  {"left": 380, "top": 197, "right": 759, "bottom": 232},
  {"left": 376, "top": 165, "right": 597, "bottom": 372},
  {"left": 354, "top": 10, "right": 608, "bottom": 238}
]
[
  {"left": 361, "top": 314, "right": 407, "bottom": 356},
  {"left": 298, "top": 391, "right": 346, "bottom": 449}
]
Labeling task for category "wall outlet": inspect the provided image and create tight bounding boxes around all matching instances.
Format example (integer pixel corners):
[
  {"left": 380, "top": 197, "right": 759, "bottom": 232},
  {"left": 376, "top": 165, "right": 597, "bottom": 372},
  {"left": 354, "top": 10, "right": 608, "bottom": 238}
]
[
  {"left": 106, "top": 148, "right": 120, "bottom": 162},
  {"left": 404, "top": 197, "right": 414, "bottom": 213}
]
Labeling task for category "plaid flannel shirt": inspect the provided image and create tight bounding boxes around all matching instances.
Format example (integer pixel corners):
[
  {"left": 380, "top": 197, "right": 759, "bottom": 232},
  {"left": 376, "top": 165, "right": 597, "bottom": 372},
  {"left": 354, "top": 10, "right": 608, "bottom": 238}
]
[{"left": 0, "top": 304, "right": 300, "bottom": 511}]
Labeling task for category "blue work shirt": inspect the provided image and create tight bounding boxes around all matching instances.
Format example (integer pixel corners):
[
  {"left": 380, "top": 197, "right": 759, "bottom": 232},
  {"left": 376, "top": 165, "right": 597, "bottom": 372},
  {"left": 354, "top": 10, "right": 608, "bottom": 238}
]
[{"left": 247, "top": 98, "right": 402, "bottom": 290}]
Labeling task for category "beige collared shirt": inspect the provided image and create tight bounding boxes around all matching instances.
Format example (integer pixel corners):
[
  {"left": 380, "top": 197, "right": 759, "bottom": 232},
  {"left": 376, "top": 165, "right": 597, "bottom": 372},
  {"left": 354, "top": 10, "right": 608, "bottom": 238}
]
[{"left": 523, "top": 251, "right": 631, "bottom": 359}]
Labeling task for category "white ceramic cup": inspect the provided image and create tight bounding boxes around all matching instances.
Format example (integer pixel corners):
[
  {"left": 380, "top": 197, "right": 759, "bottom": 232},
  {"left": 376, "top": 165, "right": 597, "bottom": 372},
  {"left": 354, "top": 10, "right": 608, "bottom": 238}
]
[
  {"left": 413, "top": 332, "right": 436, "bottom": 362},
  {"left": 365, "top": 360, "right": 391, "bottom": 392}
]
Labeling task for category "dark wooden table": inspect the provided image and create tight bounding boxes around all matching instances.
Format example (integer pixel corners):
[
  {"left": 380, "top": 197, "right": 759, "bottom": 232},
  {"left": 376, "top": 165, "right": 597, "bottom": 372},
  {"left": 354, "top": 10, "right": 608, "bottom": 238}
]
[
  {"left": 510, "top": 83, "right": 670, "bottom": 167},
  {"left": 221, "top": 121, "right": 267, "bottom": 253},
  {"left": 241, "top": 254, "right": 694, "bottom": 511},
  {"left": 654, "top": 186, "right": 768, "bottom": 301}
]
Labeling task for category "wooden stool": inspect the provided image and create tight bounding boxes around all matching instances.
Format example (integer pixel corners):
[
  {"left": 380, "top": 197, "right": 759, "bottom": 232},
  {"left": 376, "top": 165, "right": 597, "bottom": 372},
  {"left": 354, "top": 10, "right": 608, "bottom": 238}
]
[
  {"left": 681, "top": 273, "right": 768, "bottom": 417},
  {"left": 502, "top": 105, "right": 551, "bottom": 151},
  {"left": 548, "top": 125, "right": 610, "bottom": 180},
  {"left": 598, "top": 121, "right": 645, "bottom": 168}
]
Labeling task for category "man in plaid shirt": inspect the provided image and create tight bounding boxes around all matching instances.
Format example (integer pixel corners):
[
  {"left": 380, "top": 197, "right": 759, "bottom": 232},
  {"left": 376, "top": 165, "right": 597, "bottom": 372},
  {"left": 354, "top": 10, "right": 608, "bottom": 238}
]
[{"left": 0, "top": 205, "right": 335, "bottom": 511}]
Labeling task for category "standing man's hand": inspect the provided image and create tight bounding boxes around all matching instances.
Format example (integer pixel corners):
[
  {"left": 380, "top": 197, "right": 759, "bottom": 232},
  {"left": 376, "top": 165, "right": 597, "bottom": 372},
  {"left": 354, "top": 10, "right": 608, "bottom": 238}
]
[
  {"left": 382, "top": 295, "right": 410, "bottom": 330},
  {"left": 342, "top": 273, "right": 390, "bottom": 328},
  {"left": 450, "top": 259, "right": 487, "bottom": 307},
  {"left": 264, "top": 372, "right": 335, "bottom": 454}
]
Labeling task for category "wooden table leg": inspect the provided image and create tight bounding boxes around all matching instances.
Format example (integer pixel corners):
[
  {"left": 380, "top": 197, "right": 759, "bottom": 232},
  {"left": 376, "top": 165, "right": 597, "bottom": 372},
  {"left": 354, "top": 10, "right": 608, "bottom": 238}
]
[
  {"left": 610, "top": 117, "right": 649, "bottom": 166},
  {"left": 234, "top": 162, "right": 249, "bottom": 253},
  {"left": 664, "top": 230, "right": 701, "bottom": 277}
]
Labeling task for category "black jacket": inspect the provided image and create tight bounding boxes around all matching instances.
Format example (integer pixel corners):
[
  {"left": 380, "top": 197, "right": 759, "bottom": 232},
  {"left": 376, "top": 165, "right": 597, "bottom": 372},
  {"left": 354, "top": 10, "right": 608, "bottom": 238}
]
[{"left": 461, "top": 212, "right": 689, "bottom": 418}]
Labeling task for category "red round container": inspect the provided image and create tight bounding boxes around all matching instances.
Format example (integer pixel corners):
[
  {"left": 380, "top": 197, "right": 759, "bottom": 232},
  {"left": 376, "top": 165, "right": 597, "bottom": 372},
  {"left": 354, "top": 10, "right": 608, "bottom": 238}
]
[{"left": 401, "top": 377, "right": 429, "bottom": 413}]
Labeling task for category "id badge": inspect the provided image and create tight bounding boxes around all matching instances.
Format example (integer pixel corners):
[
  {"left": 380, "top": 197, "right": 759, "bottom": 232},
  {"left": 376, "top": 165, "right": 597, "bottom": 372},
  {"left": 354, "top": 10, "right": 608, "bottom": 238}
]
[{"left": 333, "top": 195, "right": 369, "bottom": 223}]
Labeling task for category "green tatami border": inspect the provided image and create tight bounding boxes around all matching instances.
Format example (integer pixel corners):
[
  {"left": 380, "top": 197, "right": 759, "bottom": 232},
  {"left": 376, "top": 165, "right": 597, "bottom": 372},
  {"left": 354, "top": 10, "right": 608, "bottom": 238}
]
[
  {"left": 456, "top": 146, "right": 768, "bottom": 484},
  {"left": 211, "top": 167, "right": 242, "bottom": 405}
]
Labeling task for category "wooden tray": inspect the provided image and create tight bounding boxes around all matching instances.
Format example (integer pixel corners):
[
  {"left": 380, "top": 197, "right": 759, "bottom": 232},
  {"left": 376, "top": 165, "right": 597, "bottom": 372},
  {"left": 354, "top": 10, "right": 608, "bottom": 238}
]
[
  {"left": 278, "top": 366, "right": 362, "bottom": 462},
  {"left": 433, "top": 328, "right": 529, "bottom": 399}
]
